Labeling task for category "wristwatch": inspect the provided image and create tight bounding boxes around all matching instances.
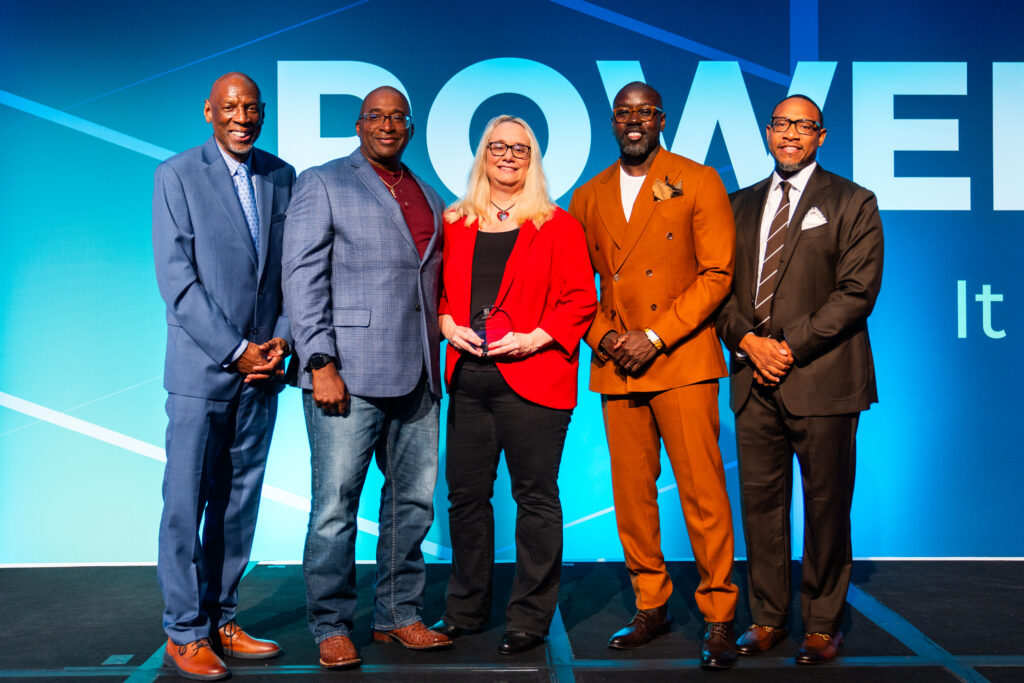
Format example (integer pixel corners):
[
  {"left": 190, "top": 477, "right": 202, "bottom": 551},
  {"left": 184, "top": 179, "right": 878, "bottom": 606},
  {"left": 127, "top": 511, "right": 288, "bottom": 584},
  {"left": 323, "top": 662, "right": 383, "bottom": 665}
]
[
  {"left": 306, "top": 353, "right": 336, "bottom": 371},
  {"left": 644, "top": 327, "right": 665, "bottom": 352}
]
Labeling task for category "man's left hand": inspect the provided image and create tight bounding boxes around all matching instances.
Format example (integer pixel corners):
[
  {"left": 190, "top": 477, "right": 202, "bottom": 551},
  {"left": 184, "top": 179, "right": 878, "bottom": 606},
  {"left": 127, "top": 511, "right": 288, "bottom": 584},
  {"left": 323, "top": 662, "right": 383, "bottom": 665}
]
[
  {"left": 612, "top": 329, "right": 658, "bottom": 374},
  {"left": 244, "top": 337, "right": 290, "bottom": 382}
]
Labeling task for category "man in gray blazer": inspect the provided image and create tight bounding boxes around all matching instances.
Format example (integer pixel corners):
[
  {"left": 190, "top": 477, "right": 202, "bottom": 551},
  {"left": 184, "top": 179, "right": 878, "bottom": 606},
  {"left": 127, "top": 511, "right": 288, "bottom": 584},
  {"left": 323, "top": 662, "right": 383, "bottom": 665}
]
[
  {"left": 717, "top": 95, "right": 883, "bottom": 664},
  {"left": 153, "top": 72, "right": 293, "bottom": 680},
  {"left": 282, "top": 86, "right": 449, "bottom": 669}
]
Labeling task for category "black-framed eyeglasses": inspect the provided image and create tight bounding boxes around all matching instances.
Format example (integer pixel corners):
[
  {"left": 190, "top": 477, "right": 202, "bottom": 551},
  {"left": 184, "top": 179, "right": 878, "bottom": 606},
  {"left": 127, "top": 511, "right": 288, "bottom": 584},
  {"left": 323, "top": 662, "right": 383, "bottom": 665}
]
[
  {"left": 612, "top": 106, "right": 663, "bottom": 123},
  {"left": 359, "top": 112, "right": 412, "bottom": 128},
  {"left": 487, "top": 141, "right": 531, "bottom": 159},
  {"left": 769, "top": 117, "right": 821, "bottom": 135}
]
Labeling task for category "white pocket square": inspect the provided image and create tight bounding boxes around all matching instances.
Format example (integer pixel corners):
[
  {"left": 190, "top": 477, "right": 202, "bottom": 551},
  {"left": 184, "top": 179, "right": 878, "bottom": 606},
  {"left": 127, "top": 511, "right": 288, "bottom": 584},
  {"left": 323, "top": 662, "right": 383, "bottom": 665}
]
[{"left": 801, "top": 207, "right": 827, "bottom": 230}]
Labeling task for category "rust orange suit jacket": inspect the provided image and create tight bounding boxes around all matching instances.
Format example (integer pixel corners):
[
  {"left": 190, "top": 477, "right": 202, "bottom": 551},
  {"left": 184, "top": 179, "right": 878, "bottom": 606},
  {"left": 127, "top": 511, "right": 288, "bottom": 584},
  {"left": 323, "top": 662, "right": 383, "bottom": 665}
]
[
  {"left": 439, "top": 208, "right": 597, "bottom": 410},
  {"left": 568, "top": 148, "right": 735, "bottom": 395}
]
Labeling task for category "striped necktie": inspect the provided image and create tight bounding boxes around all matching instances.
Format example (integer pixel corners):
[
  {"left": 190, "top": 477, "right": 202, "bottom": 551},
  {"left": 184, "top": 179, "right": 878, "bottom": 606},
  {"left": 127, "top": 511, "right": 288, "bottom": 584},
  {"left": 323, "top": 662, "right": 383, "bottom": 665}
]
[
  {"left": 753, "top": 180, "right": 790, "bottom": 335},
  {"left": 234, "top": 163, "right": 259, "bottom": 254}
]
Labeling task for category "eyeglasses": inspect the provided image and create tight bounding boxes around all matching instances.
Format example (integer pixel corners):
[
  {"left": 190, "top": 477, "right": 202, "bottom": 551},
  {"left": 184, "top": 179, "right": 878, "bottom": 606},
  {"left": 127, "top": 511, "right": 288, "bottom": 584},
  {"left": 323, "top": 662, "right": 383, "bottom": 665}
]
[
  {"left": 487, "top": 141, "right": 531, "bottom": 159},
  {"left": 612, "top": 106, "right": 663, "bottom": 123},
  {"left": 359, "top": 112, "right": 412, "bottom": 128},
  {"left": 769, "top": 117, "right": 821, "bottom": 135}
]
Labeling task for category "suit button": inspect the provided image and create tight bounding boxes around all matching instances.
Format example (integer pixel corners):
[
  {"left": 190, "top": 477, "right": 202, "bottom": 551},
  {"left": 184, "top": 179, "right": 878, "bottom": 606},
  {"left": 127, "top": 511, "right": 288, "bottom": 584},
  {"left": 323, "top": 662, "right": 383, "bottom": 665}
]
[
  {"left": 650, "top": 304, "right": 658, "bottom": 311},
  {"left": 595, "top": 243, "right": 600, "bottom": 251},
  {"left": 610, "top": 310, "right": 617, "bottom": 319},
  {"left": 415, "top": 304, "right": 421, "bottom": 311},
  {"left": 646, "top": 269, "right": 653, "bottom": 277},
  {"left": 613, "top": 273, "right": 620, "bottom": 281},
  {"left": 249, "top": 328, "right": 258, "bottom": 337},
  {"left": 666, "top": 233, "right": 673, "bottom": 240}
]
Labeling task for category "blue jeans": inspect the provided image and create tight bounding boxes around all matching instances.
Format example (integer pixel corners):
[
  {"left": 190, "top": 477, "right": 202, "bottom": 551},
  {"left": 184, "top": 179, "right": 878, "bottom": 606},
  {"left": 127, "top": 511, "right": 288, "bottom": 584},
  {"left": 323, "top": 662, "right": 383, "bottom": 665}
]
[{"left": 302, "top": 375, "right": 439, "bottom": 642}]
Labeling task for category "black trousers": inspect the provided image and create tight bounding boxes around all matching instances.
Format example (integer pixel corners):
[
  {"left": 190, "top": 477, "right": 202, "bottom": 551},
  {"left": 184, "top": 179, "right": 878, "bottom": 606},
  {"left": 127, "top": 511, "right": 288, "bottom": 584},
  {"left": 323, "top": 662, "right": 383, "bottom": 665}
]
[
  {"left": 735, "top": 383, "right": 859, "bottom": 635},
  {"left": 442, "top": 362, "right": 571, "bottom": 636}
]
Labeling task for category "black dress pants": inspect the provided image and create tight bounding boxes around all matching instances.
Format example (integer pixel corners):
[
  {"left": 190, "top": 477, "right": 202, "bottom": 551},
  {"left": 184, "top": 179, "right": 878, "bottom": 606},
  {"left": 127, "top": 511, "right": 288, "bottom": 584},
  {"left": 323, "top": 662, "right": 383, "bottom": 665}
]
[
  {"left": 735, "top": 382, "right": 859, "bottom": 635},
  {"left": 442, "top": 361, "right": 571, "bottom": 636}
]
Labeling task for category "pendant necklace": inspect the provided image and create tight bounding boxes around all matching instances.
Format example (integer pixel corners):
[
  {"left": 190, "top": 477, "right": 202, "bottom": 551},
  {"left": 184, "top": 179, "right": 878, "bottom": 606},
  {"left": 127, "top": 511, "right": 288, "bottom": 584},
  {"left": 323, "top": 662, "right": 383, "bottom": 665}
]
[
  {"left": 491, "top": 200, "right": 515, "bottom": 221},
  {"left": 380, "top": 168, "right": 404, "bottom": 198}
]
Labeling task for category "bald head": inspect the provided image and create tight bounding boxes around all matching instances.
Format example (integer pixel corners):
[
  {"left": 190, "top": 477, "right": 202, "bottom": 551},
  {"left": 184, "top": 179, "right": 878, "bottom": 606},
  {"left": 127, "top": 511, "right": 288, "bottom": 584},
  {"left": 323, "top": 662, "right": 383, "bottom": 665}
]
[
  {"left": 204, "top": 72, "right": 264, "bottom": 163},
  {"left": 360, "top": 86, "right": 409, "bottom": 117},
  {"left": 210, "top": 72, "right": 261, "bottom": 103},
  {"left": 614, "top": 81, "right": 662, "bottom": 110}
]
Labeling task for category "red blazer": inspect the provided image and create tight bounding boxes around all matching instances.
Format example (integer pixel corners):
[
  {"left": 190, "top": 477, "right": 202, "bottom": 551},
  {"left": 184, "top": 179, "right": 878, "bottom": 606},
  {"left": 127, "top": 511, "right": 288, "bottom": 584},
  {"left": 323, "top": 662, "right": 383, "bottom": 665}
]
[{"left": 439, "top": 208, "right": 597, "bottom": 409}]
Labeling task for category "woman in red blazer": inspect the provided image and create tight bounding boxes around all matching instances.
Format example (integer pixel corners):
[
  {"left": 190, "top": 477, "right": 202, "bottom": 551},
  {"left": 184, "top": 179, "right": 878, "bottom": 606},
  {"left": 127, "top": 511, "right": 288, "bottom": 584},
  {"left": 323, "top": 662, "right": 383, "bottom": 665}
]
[{"left": 431, "top": 115, "right": 596, "bottom": 654}]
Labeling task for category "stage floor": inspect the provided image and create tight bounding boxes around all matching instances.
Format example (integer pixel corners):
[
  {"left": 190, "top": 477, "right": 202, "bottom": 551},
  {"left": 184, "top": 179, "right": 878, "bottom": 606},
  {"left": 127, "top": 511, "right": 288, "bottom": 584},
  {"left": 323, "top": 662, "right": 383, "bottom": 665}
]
[{"left": 1, "top": 561, "right": 1021, "bottom": 681}]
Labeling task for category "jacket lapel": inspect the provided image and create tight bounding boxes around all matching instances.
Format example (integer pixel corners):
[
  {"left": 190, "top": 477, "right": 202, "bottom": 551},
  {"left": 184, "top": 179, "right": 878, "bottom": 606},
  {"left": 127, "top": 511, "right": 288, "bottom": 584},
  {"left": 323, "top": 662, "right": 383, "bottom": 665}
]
[
  {"left": 775, "top": 165, "right": 831, "bottom": 288},
  {"left": 743, "top": 178, "right": 772, "bottom": 300},
  {"left": 352, "top": 152, "right": 418, "bottom": 256},
  {"left": 202, "top": 137, "right": 257, "bottom": 269},
  {"left": 616, "top": 148, "right": 670, "bottom": 271},
  {"left": 253, "top": 150, "right": 274, "bottom": 280},
  {"left": 493, "top": 221, "right": 538, "bottom": 312},
  {"left": 594, "top": 161, "right": 626, "bottom": 251}
]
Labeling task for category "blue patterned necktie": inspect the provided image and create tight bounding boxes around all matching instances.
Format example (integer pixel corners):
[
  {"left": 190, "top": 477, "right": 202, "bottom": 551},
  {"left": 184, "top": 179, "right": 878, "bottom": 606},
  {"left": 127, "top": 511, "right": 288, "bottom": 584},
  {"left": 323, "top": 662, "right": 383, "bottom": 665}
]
[{"left": 234, "top": 162, "right": 259, "bottom": 254}]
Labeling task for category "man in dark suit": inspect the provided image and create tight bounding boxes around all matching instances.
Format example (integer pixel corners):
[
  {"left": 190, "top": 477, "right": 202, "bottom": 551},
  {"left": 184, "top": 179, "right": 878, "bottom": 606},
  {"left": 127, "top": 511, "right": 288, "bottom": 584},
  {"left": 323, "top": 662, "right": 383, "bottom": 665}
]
[
  {"left": 282, "top": 86, "right": 450, "bottom": 670},
  {"left": 152, "top": 72, "right": 294, "bottom": 680},
  {"left": 717, "top": 95, "right": 883, "bottom": 664}
]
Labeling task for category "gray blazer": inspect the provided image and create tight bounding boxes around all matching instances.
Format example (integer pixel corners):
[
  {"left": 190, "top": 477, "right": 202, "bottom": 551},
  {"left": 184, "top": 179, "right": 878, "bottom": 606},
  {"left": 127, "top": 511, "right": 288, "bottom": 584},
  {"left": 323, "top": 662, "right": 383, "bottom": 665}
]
[
  {"left": 282, "top": 149, "right": 444, "bottom": 398},
  {"left": 153, "top": 136, "right": 295, "bottom": 400}
]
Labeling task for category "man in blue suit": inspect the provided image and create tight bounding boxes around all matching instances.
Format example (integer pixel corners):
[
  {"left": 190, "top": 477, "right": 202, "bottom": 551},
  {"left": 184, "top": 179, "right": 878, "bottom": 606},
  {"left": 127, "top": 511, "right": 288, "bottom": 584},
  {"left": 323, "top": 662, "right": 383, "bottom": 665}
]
[
  {"left": 283, "top": 86, "right": 449, "bottom": 669},
  {"left": 152, "top": 72, "right": 294, "bottom": 681}
]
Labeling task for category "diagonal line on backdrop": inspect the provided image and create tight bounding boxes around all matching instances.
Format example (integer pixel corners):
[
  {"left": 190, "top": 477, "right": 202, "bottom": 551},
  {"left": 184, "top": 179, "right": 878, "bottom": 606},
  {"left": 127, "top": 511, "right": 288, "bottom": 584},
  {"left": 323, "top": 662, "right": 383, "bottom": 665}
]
[
  {"left": 548, "top": 0, "right": 791, "bottom": 85},
  {"left": 0, "top": 390, "right": 450, "bottom": 559},
  {"left": 0, "top": 0, "right": 374, "bottom": 136},
  {"left": 0, "top": 376, "right": 161, "bottom": 439},
  {"left": 0, "top": 90, "right": 175, "bottom": 160}
]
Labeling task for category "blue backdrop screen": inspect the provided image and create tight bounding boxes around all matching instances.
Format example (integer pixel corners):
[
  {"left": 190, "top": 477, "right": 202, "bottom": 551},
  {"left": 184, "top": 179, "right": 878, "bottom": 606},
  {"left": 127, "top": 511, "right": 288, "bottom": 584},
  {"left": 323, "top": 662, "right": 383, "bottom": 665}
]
[{"left": 1, "top": 0, "right": 1020, "bottom": 563}]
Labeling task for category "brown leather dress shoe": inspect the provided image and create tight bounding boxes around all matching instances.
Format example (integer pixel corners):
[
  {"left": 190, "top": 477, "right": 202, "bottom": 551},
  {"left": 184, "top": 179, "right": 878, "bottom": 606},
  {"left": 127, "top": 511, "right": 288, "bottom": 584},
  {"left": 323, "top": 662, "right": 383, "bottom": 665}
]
[
  {"left": 217, "top": 620, "right": 281, "bottom": 659},
  {"left": 607, "top": 604, "right": 671, "bottom": 649},
  {"left": 796, "top": 630, "right": 843, "bottom": 664},
  {"left": 701, "top": 621, "right": 737, "bottom": 669},
  {"left": 163, "top": 637, "right": 229, "bottom": 681},
  {"left": 319, "top": 635, "right": 361, "bottom": 669},
  {"left": 372, "top": 621, "right": 453, "bottom": 650},
  {"left": 736, "top": 624, "right": 789, "bottom": 655}
]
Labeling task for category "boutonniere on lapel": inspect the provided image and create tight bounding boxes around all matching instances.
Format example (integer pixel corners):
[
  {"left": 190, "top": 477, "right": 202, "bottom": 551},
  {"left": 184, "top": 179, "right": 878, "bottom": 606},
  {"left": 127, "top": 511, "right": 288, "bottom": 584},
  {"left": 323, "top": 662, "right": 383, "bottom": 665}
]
[
  {"left": 652, "top": 176, "right": 683, "bottom": 202},
  {"left": 801, "top": 206, "right": 827, "bottom": 230}
]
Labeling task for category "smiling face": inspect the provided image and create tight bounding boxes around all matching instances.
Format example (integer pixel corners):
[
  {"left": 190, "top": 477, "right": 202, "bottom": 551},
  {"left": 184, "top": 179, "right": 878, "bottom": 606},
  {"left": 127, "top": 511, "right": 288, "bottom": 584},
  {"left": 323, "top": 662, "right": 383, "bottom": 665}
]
[
  {"left": 612, "top": 84, "right": 664, "bottom": 162},
  {"left": 485, "top": 120, "right": 531, "bottom": 195},
  {"left": 767, "top": 96, "right": 826, "bottom": 176},
  {"left": 356, "top": 87, "right": 412, "bottom": 170},
  {"left": 204, "top": 73, "right": 264, "bottom": 163}
]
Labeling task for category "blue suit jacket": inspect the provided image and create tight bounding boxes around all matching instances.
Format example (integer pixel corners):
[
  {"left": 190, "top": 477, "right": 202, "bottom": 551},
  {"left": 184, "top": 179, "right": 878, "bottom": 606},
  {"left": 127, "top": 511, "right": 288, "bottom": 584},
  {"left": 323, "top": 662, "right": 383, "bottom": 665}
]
[
  {"left": 153, "top": 136, "right": 296, "bottom": 400},
  {"left": 282, "top": 149, "right": 444, "bottom": 398}
]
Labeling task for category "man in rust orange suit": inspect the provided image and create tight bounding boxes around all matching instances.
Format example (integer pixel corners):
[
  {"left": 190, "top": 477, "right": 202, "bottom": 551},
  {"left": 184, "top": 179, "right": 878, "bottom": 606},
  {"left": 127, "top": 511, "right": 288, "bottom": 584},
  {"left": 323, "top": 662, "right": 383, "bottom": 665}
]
[{"left": 569, "top": 82, "right": 738, "bottom": 670}]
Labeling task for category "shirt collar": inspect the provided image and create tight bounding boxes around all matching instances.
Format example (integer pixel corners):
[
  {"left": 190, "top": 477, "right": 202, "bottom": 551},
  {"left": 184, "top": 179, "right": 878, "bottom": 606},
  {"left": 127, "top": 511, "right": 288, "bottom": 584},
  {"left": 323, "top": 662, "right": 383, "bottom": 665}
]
[
  {"left": 216, "top": 142, "right": 252, "bottom": 177},
  {"left": 770, "top": 161, "right": 817, "bottom": 195}
]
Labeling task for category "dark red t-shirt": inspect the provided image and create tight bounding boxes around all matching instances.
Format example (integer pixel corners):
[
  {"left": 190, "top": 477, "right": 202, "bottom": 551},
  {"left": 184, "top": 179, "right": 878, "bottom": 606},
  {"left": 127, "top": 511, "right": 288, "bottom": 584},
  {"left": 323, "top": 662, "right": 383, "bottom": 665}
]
[{"left": 371, "top": 163, "right": 435, "bottom": 259}]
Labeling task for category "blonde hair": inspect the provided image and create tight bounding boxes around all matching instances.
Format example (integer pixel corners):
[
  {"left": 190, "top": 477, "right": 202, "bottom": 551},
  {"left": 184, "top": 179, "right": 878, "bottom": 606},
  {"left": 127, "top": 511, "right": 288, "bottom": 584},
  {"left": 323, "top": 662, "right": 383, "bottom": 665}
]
[{"left": 445, "top": 115, "right": 556, "bottom": 229}]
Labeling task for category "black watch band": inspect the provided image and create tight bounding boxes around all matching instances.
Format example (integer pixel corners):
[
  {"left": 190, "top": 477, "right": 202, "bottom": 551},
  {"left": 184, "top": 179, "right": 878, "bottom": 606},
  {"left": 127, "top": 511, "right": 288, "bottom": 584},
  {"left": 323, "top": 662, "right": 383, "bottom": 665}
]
[{"left": 306, "top": 353, "right": 336, "bottom": 371}]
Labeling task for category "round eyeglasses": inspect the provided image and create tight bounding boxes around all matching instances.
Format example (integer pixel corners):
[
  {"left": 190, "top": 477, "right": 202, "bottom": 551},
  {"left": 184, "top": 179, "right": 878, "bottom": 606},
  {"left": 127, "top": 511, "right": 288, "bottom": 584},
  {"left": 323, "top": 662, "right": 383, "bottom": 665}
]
[
  {"left": 487, "top": 141, "right": 531, "bottom": 159},
  {"left": 612, "top": 106, "right": 663, "bottom": 123}
]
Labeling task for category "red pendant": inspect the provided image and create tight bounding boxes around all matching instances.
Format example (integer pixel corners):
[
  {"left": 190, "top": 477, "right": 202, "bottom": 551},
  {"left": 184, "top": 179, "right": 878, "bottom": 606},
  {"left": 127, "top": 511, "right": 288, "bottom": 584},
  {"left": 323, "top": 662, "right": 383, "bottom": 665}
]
[{"left": 497, "top": 210, "right": 510, "bottom": 221}]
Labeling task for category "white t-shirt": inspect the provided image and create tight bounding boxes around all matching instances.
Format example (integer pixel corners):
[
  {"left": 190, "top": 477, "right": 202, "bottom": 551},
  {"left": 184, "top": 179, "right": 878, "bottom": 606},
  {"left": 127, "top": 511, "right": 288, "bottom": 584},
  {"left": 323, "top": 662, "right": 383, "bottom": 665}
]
[{"left": 619, "top": 166, "right": 646, "bottom": 221}]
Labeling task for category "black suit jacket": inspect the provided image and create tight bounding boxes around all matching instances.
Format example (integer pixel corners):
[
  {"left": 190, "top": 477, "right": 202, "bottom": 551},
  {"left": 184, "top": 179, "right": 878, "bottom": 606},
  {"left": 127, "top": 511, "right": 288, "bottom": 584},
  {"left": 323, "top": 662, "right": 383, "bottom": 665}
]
[{"left": 717, "top": 165, "right": 883, "bottom": 416}]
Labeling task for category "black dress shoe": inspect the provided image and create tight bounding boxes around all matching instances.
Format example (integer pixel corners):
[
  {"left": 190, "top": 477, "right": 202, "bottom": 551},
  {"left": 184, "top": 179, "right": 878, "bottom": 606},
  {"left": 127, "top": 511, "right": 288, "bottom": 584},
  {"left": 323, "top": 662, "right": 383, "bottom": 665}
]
[
  {"left": 428, "top": 620, "right": 463, "bottom": 639},
  {"left": 608, "top": 604, "right": 671, "bottom": 649},
  {"left": 700, "top": 621, "right": 737, "bottom": 670},
  {"left": 498, "top": 631, "right": 544, "bottom": 655}
]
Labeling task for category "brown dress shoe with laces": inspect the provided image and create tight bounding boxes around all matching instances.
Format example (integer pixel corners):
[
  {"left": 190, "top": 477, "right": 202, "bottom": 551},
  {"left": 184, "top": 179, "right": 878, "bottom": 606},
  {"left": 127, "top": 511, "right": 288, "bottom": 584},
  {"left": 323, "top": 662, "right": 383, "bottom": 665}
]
[
  {"left": 736, "top": 624, "right": 789, "bottom": 655},
  {"left": 608, "top": 604, "right": 672, "bottom": 649},
  {"left": 796, "top": 630, "right": 843, "bottom": 664},
  {"left": 701, "top": 621, "right": 737, "bottom": 669},
  {"left": 217, "top": 620, "right": 281, "bottom": 659},
  {"left": 372, "top": 621, "right": 453, "bottom": 650},
  {"left": 319, "top": 635, "right": 361, "bottom": 669},
  {"left": 163, "top": 637, "right": 229, "bottom": 681}
]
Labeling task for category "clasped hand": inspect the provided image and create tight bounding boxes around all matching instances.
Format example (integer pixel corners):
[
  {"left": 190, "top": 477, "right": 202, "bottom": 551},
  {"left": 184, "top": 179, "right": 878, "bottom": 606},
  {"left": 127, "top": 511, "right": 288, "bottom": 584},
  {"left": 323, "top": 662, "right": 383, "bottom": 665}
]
[
  {"left": 236, "top": 338, "right": 290, "bottom": 383},
  {"left": 738, "top": 333, "right": 794, "bottom": 386},
  {"left": 601, "top": 330, "right": 658, "bottom": 374}
]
